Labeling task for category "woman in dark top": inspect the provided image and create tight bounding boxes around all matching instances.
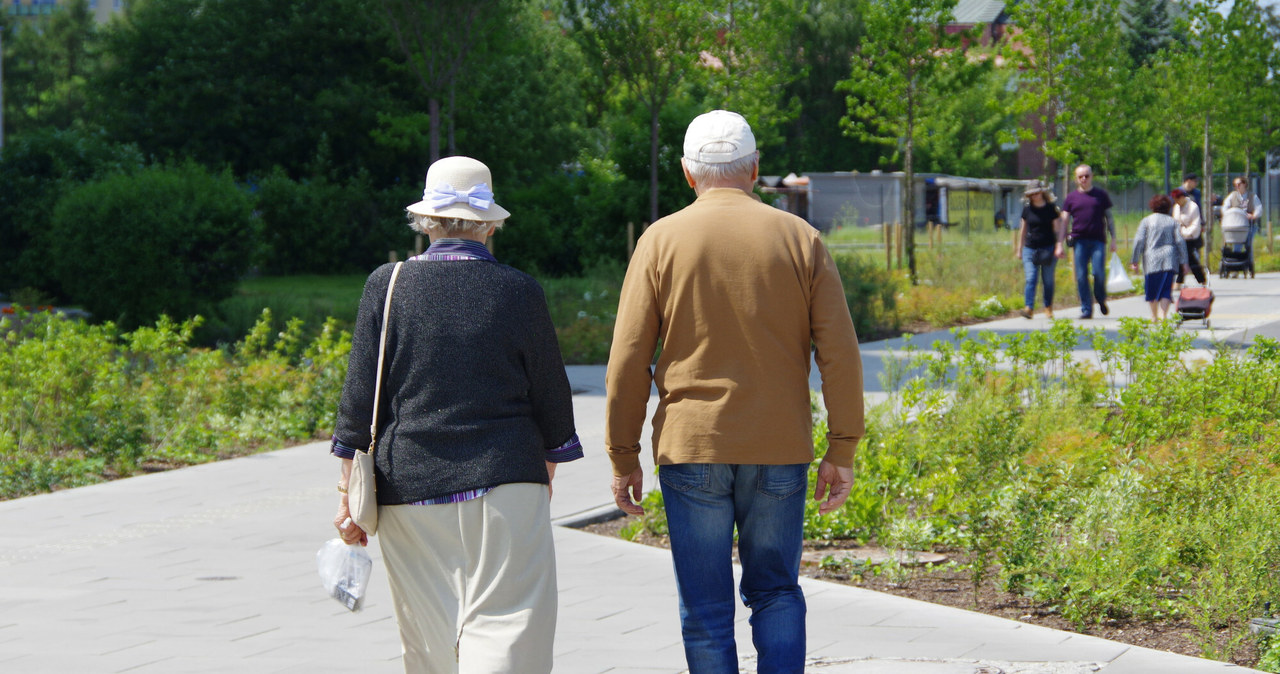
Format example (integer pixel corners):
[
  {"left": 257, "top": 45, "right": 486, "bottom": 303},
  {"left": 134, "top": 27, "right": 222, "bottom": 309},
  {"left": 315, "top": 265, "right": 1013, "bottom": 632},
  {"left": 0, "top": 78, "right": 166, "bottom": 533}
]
[
  {"left": 1013, "top": 180, "right": 1066, "bottom": 319},
  {"left": 329, "top": 156, "right": 581, "bottom": 673}
]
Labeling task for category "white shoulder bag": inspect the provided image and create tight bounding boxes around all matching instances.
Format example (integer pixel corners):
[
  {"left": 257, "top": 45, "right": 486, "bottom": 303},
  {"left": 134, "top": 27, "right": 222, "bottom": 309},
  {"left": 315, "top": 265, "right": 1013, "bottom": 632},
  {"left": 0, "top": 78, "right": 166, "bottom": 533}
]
[{"left": 348, "top": 262, "right": 404, "bottom": 536}]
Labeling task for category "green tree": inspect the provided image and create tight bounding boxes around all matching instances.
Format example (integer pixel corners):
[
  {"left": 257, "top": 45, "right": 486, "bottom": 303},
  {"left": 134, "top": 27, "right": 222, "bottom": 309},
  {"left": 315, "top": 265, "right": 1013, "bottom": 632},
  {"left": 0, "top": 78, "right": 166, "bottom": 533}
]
[
  {"left": 839, "top": 0, "right": 976, "bottom": 282},
  {"left": 567, "top": 0, "right": 711, "bottom": 224},
  {"left": 93, "top": 0, "right": 407, "bottom": 180},
  {"left": 702, "top": 0, "right": 805, "bottom": 152},
  {"left": 1004, "top": 0, "right": 1106, "bottom": 187},
  {"left": 2, "top": 0, "right": 99, "bottom": 139},
  {"left": 775, "top": 0, "right": 877, "bottom": 173},
  {"left": 377, "top": 0, "right": 505, "bottom": 164},
  {"left": 914, "top": 67, "right": 1013, "bottom": 178},
  {"left": 1121, "top": 0, "right": 1173, "bottom": 67}
]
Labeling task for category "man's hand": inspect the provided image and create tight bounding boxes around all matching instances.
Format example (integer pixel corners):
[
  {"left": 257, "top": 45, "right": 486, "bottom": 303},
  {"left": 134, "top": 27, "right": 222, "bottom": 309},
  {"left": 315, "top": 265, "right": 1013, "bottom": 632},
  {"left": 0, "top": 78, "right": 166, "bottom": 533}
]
[
  {"left": 813, "top": 459, "right": 853, "bottom": 515},
  {"left": 1109, "top": 239, "right": 1118, "bottom": 253},
  {"left": 612, "top": 467, "right": 645, "bottom": 516}
]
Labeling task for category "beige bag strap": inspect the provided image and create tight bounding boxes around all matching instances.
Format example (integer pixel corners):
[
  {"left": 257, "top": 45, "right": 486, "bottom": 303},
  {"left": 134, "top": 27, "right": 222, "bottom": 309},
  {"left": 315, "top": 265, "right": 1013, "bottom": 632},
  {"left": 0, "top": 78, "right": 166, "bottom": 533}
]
[{"left": 368, "top": 262, "right": 404, "bottom": 452}]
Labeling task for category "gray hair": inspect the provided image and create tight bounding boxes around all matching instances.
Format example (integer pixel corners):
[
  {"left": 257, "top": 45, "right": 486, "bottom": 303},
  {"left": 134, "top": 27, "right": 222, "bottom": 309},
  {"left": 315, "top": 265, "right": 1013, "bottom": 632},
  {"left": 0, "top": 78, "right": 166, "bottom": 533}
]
[
  {"left": 683, "top": 144, "right": 758, "bottom": 184},
  {"left": 408, "top": 213, "right": 504, "bottom": 237}
]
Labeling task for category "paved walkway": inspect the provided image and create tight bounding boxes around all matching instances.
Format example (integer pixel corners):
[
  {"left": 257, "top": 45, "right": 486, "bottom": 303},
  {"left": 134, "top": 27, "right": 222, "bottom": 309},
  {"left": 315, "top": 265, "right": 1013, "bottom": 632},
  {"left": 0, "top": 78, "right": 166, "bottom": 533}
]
[{"left": 4, "top": 274, "right": 1279, "bottom": 673}]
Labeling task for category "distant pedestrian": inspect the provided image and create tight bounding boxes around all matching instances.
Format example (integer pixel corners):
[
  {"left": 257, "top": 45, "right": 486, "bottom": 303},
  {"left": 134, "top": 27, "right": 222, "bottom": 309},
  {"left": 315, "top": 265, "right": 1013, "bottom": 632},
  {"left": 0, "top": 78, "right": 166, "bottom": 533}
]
[
  {"left": 1130, "top": 194, "right": 1189, "bottom": 323},
  {"left": 1172, "top": 188, "right": 1205, "bottom": 287},
  {"left": 1222, "top": 176, "right": 1262, "bottom": 234},
  {"left": 1013, "top": 179, "right": 1065, "bottom": 319},
  {"left": 329, "top": 156, "right": 582, "bottom": 673},
  {"left": 606, "top": 110, "right": 865, "bottom": 673},
  {"left": 1182, "top": 173, "right": 1202, "bottom": 214},
  {"left": 1061, "top": 164, "right": 1117, "bottom": 319}
]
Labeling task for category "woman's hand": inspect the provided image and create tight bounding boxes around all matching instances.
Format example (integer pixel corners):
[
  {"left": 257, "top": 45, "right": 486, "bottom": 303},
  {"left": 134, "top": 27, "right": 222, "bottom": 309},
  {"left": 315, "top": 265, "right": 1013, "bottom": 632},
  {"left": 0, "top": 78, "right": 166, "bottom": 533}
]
[
  {"left": 546, "top": 461, "right": 557, "bottom": 500},
  {"left": 1130, "top": 263, "right": 1139, "bottom": 273},
  {"left": 334, "top": 494, "right": 368, "bottom": 546},
  {"left": 1054, "top": 242, "right": 1065, "bottom": 259},
  {"left": 1013, "top": 247, "right": 1021, "bottom": 260}
]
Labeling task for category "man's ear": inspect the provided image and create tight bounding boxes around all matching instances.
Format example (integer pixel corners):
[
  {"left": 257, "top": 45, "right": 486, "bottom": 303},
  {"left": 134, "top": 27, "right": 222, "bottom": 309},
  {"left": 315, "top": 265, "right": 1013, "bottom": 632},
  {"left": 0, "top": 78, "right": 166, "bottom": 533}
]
[{"left": 682, "top": 159, "right": 697, "bottom": 190}]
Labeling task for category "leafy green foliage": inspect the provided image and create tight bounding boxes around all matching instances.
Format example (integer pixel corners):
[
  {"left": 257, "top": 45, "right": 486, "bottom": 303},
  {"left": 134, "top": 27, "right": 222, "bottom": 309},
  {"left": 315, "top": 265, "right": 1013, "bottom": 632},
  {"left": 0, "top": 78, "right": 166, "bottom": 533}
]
[
  {"left": 805, "top": 321, "right": 1280, "bottom": 661},
  {"left": 0, "top": 309, "right": 350, "bottom": 499},
  {"left": 92, "top": 0, "right": 408, "bottom": 181},
  {"left": 48, "top": 163, "right": 256, "bottom": 329},
  {"left": 0, "top": 127, "right": 145, "bottom": 296}
]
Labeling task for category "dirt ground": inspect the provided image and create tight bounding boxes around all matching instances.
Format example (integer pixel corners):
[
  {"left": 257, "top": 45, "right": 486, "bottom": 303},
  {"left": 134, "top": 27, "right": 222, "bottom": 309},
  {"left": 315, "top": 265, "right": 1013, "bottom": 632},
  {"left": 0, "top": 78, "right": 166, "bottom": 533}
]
[{"left": 580, "top": 516, "right": 1261, "bottom": 669}]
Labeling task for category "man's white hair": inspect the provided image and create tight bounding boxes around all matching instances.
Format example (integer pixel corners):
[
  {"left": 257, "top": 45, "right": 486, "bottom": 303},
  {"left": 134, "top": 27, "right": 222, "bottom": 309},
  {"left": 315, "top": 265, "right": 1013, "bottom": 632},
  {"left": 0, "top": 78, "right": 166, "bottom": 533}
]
[
  {"left": 408, "top": 213, "right": 504, "bottom": 237},
  {"left": 684, "top": 143, "right": 758, "bottom": 184}
]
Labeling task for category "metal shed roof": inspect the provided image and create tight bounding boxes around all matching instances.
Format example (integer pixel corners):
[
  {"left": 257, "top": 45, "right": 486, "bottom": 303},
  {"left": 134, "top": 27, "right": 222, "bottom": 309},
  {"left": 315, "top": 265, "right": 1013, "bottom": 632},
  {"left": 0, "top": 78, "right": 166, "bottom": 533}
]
[{"left": 952, "top": 0, "right": 1006, "bottom": 24}]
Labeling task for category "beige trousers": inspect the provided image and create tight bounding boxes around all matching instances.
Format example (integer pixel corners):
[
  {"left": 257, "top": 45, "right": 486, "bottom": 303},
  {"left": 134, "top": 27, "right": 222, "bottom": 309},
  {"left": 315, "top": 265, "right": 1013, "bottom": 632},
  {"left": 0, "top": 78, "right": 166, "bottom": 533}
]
[{"left": 378, "top": 483, "right": 557, "bottom": 674}]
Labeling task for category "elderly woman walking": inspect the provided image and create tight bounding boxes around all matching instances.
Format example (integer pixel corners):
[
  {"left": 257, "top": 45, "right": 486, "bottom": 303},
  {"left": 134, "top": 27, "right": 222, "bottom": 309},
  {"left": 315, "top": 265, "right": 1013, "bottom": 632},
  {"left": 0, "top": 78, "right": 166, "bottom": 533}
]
[
  {"left": 1013, "top": 179, "right": 1066, "bottom": 319},
  {"left": 329, "top": 156, "right": 581, "bottom": 673},
  {"left": 1130, "top": 194, "right": 1190, "bottom": 323}
]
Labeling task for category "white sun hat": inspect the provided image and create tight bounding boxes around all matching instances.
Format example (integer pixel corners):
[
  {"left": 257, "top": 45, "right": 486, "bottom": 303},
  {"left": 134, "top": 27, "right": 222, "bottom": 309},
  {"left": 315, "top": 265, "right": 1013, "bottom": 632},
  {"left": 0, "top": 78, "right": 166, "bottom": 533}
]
[
  {"left": 406, "top": 156, "right": 511, "bottom": 222},
  {"left": 683, "top": 110, "right": 757, "bottom": 164}
]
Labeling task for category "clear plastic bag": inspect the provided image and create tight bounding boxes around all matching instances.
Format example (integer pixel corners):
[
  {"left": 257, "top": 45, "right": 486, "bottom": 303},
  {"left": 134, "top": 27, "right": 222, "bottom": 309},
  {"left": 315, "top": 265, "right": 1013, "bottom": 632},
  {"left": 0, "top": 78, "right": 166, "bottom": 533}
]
[{"left": 317, "top": 537, "right": 373, "bottom": 612}]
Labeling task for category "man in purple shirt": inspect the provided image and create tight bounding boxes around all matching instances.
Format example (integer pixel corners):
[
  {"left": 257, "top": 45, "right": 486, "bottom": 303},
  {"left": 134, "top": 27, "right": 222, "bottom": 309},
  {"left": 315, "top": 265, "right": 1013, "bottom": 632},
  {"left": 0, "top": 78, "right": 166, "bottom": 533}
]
[{"left": 1061, "top": 164, "right": 1116, "bottom": 319}]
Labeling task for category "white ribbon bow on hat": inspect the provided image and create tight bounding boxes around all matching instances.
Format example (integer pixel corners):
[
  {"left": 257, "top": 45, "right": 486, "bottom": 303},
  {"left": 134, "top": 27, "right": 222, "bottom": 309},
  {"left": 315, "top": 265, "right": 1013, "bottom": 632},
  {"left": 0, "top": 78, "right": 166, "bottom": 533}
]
[{"left": 426, "top": 183, "right": 494, "bottom": 211}]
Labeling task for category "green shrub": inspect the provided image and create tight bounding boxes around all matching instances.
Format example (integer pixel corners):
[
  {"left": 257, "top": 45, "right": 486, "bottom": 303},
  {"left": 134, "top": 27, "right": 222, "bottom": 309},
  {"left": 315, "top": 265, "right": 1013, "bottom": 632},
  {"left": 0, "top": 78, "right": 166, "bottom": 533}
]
[
  {"left": 0, "top": 128, "right": 146, "bottom": 296},
  {"left": 0, "top": 309, "right": 351, "bottom": 499},
  {"left": 830, "top": 251, "right": 901, "bottom": 338},
  {"left": 253, "top": 168, "right": 414, "bottom": 275},
  {"left": 48, "top": 163, "right": 256, "bottom": 329}
]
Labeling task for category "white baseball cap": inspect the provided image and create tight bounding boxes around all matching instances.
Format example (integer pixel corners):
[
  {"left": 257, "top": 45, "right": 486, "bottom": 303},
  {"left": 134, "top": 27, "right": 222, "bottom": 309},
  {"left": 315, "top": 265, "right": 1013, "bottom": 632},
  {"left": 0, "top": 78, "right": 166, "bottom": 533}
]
[{"left": 683, "top": 110, "right": 757, "bottom": 164}]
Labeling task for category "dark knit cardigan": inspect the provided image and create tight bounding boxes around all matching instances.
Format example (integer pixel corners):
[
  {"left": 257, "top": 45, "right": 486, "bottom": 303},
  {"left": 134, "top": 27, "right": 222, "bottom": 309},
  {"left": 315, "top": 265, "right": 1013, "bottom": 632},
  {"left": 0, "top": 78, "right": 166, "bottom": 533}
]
[{"left": 332, "top": 260, "right": 577, "bottom": 505}]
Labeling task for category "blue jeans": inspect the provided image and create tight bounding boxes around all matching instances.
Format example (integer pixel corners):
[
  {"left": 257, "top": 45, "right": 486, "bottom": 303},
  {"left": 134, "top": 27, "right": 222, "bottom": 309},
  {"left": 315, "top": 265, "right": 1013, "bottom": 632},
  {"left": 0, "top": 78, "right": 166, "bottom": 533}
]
[
  {"left": 1021, "top": 247, "right": 1056, "bottom": 309},
  {"left": 659, "top": 463, "right": 809, "bottom": 674},
  {"left": 1072, "top": 238, "right": 1107, "bottom": 316}
]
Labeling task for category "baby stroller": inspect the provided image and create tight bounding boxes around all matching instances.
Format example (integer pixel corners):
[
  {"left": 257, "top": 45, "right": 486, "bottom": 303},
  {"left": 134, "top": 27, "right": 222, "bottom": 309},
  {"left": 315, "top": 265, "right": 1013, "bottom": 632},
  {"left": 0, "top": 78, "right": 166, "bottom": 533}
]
[{"left": 1219, "top": 206, "right": 1254, "bottom": 278}]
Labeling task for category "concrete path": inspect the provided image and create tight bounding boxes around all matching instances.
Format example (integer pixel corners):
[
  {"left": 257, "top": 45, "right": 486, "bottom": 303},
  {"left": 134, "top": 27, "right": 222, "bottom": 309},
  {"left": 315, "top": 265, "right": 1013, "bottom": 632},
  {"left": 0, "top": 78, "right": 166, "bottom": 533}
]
[{"left": 4, "top": 275, "right": 1278, "bottom": 673}]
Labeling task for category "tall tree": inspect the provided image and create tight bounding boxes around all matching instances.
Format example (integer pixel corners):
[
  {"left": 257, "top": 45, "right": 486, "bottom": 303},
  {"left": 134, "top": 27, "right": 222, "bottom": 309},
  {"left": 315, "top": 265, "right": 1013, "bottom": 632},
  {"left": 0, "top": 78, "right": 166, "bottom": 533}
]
[
  {"left": 567, "top": 0, "right": 711, "bottom": 224},
  {"left": 914, "top": 66, "right": 1012, "bottom": 178},
  {"left": 839, "top": 0, "right": 976, "bottom": 282},
  {"left": 94, "top": 0, "right": 408, "bottom": 180},
  {"left": 378, "top": 0, "right": 504, "bottom": 163},
  {"left": 775, "top": 0, "right": 877, "bottom": 173},
  {"left": 703, "top": 0, "right": 805, "bottom": 154},
  {"left": 2, "top": 0, "right": 98, "bottom": 139},
  {"left": 1121, "top": 0, "right": 1173, "bottom": 66}
]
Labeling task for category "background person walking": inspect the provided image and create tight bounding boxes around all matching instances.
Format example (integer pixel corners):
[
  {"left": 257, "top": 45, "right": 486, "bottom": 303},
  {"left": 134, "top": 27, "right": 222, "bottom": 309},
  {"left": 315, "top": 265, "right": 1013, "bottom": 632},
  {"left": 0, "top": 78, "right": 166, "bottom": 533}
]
[
  {"left": 1061, "top": 164, "right": 1117, "bottom": 319},
  {"left": 1130, "top": 194, "right": 1189, "bottom": 323},
  {"left": 1013, "top": 179, "right": 1066, "bottom": 319},
  {"left": 1172, "top": 188, "right": 1205, "bottom": 287}
]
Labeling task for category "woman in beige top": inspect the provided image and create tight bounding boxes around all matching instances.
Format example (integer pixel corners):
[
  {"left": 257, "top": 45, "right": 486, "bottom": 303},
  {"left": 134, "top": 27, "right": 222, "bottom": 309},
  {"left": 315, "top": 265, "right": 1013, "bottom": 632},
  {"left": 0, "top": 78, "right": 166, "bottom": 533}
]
[{"left": 1172, "top": 188, "right": 1204, "bottom": 286}]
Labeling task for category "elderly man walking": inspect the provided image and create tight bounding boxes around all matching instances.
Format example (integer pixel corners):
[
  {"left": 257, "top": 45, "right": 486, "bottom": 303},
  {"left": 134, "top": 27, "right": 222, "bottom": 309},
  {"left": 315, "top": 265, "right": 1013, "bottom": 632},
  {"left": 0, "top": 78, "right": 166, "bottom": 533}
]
[{"left": 605, "top": 110, "right": 865, "bottom": 673}]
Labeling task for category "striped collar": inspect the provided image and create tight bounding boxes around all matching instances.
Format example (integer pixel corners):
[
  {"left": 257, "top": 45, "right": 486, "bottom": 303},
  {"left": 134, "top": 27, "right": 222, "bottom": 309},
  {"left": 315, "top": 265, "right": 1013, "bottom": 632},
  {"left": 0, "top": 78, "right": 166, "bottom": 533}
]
[{"left": 410, "top": 238, "right": 496, "bottom": 262}]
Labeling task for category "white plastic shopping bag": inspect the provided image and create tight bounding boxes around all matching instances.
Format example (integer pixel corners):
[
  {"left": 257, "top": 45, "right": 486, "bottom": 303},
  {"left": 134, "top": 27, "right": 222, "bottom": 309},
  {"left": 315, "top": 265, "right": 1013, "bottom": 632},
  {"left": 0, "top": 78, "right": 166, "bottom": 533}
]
[
  {"left": 1106, "top": 252, "right": 1134, "bottom": 294},
  {"left": 317, "top": 538, "right": 373, "bottom": 612}
]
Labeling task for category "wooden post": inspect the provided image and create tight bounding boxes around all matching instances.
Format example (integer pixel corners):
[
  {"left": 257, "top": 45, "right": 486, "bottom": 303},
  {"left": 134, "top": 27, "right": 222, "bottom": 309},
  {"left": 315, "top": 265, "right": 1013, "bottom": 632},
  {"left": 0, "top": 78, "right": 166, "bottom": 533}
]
[
  {"left": 895, "top": 222, "right": 904, "bottom": 269},
  {"left": 627, "top": 222, "right": 635, "bottom": 259},
  {"left": 414, "top": 234, "right": 424, "bottom": 256},
  {"left": 389, "top": 250, "right": 399, "bottom": 263},
  {"left": 884, "top": 223, "right": 893, "bottom": 270}
]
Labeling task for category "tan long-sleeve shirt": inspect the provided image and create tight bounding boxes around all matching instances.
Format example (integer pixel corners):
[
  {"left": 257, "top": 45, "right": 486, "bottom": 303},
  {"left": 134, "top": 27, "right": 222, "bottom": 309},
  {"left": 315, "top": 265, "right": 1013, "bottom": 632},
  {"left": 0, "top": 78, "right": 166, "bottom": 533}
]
[{"left": 605, "top": 188, "right": 865, "bottom": 476}]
